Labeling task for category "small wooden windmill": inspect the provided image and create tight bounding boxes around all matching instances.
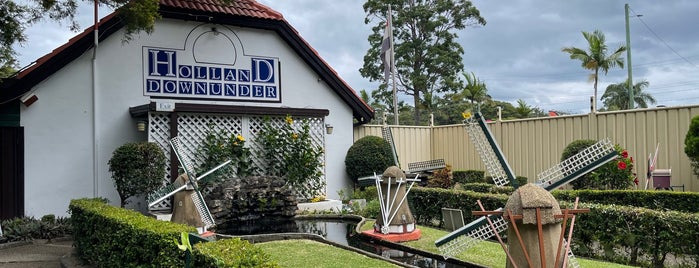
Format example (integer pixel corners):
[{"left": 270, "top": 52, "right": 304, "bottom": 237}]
[{"left": 148, "top": 136, "right": 231, "bottom": 233}]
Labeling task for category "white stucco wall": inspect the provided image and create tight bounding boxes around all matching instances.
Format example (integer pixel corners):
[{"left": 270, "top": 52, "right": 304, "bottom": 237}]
[{"left": 20, "top": 18, "right": 359, "bottom": 217}]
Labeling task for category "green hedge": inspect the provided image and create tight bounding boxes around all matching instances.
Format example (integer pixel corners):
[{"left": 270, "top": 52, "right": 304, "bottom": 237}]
[
  {"left": 69, "top": 198, "right": 195, "bottom": 267},
  {"left": 407, "top": 188, "right": 699, "bottom": 267},
  {"left": 453, "top": 170, "right": 485, "bottom": 184},
  {"left": 458, "top": 183, "right": 515, "bottom": 195},
  {"left": 570, "top": 202, "right": 699, "bottom": 267},
  {"left": 69, "top": 198, "right": 278, "bottom": 267},
  {"left": 553, "top": 189, "right": 699, "bottom": 213}
]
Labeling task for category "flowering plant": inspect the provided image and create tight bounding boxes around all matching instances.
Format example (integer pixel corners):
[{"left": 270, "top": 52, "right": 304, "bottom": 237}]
[
  {"left": 258, "top": 115, "right": 325, "bottom": 200},
  {"left": 587, "top": 144, "right": 635, "bottom": 190},
  {"left": 196, "top": 126, "right": 254, "bottom": 188}
]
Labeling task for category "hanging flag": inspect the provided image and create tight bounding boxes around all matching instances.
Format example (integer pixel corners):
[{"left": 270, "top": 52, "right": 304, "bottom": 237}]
[{"left": 380, "top": 6, "right": 393, "bottom": 82}]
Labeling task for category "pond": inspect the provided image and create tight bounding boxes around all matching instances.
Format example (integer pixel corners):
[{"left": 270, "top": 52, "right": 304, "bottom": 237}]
[{"left": 216, "top": 218, "right": 480, "bottom": 268}]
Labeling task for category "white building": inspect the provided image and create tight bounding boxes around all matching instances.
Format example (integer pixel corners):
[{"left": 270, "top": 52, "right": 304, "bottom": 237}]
[{"left": 0, "top": 0, "right": 373, "bottom": 219}]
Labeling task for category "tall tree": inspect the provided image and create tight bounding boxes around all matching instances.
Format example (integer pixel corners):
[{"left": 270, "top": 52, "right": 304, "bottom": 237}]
[
  {"left": 602, "top": 79, "right": 656, "bottom": 110},
  {"left": 0, "top": 0, "right": 178, "bottom": 70},
  {"left": 360, "top": 0, "right": 486, "bottom": 125},
  {"left": 561, "top": 30, "right": 626, "bottom": 112},
  {"left": 461, "top": 71, "right": 489, "bottom": 107},
  {"left": 514, "top": 99, "right": 533, "bottom": 118}
]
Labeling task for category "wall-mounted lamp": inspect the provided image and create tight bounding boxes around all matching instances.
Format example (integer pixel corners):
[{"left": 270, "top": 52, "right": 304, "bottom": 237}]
[
  {"left": 137, "top": 120, "right": 147, "bottom": 132},
  {"left": 325, "top": 124, "right": 334, "bottom": 135},
  {"left": 20, "top": 93, "right": 38, "bottom": 107}
]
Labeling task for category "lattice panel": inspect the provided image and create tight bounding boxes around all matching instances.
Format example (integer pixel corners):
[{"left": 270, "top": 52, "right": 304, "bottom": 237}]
[
  {"left": 148, "top": 112, "right": 327, "bottom": 210},
  {"left": 536, "top": 138, "right": 615, "bottom": 188},
  {"left": 148, "top": 113, "right": 173, "bottom": 211},
  {"left": 437, "top": 209, "right": 507, "bottom": 259},
  {"left": 464, "top": 119, "right": 511, "bottom": 187}
]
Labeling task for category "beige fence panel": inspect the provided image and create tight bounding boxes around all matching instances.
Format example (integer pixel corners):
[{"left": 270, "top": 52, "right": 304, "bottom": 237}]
[{"left": 354, "top": 105, "right": 699, "bottom": 192}]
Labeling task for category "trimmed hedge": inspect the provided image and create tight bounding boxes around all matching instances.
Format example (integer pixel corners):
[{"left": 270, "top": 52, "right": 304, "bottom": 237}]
[
  {"left": 407, "top": 188, "right": 699, "bottom": 267},
  {"left": 458, "top": 183, "right": 514, "bottom": 195},
  {"left": 453, "top": 170, "right": 486, "bottom": 184},
  {"left": 553, "top": 189, "right": 699, "bottom": 213},
  {"left": 69, "top": 198, "right": 195, "bottom": 267},
  {"left": 69, "top": 198, "right": 278, "bottom": 267}
]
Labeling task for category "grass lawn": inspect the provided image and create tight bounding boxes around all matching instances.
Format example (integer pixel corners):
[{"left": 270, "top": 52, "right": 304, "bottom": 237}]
[
  {"left": 359, "top": 220, "right": 637, "bottom": 268},
  {"left": 257, "top": 239, "right": 401, "bottom": 268}
]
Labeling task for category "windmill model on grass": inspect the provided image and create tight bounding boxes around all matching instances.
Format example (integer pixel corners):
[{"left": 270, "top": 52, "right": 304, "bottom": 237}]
[
  {"left": 435, "top": 112, "right": 618, "bottom": 267},
  {"left": 148, "top": 136, "right": 231, "bottom": 233}
]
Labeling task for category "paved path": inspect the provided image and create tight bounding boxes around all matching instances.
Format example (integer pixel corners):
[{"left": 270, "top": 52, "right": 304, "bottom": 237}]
[{"left": 0, "top": 238, "right": 90, "bottom": 268}]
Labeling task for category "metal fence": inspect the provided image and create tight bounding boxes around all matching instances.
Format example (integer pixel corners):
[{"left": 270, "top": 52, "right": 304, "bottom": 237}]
[{"left": 354, "top": 105, "right": 699, "bottom": 192}]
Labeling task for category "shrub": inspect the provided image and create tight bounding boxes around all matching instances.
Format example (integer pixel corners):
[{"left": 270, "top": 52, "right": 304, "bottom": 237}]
[
  {"left": 344, "top": 136, "right": 394, "bottom": 183},
  {"left": 257, "top": 115, "right": 324, "bottom": 200},
  {"left": 684, "top": 115, "right": 699, "bottom": 177},
  {"left": 196, "top": 126, "right": 254, "bottom": 189},
  {"left": 0, "top": 215, "right": 71, "bottom": 243},
  {"left": 561, "top": 140, "right": 633, "bottom": 190},
  {"left": 427, "top": 165, "right": 454, "bottom": 189},
  {"left": 194, "top": 238, "right": 279, "bottom": 267},
  {"left": 108, "top": 142, "right": 167, "bottom": 207},
  {"left": 453, "top": 170, "right": 485, "bottom": 184}
]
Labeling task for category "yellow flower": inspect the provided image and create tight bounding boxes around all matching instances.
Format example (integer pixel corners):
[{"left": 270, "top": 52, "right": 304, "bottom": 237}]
[
  {"left": 462, "top": 111, "right": 472, "bottom": 119},
  {"left": 291, "top": 133, "right": 298, "bottom": 140},
  {"left": 237, "top": 134, "right": 245, "bottom": 141},
  {"left": 233, "top": 142, "right": 238, "bottom": 146},
  {"left": 285, "top": 115, "right": 293, "bottom": 125}
]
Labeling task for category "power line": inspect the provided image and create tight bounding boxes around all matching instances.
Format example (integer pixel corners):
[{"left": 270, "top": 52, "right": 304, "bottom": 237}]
[{"left": 629, "top": 6, "right": 699, "bottom": 69}]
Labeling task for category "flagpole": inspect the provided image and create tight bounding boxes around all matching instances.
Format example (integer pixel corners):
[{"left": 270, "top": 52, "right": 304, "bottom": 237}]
[{"left": 388, "top": 5, "right": 398, "bottom": 125}]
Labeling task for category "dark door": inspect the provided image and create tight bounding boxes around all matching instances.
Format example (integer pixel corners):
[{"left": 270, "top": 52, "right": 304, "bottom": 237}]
[{"left": 0, "top": 127, "right": 24, "bottom": 220}]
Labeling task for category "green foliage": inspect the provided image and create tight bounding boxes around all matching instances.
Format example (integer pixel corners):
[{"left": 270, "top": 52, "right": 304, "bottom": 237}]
[
  {"left": 196, "top": 126, "right": 254, "bottom": 189},
  {"left": 408, "top": 187, "right": 509, "bottom": 227},
  {"left": 69, "top": 198, "right": 195, "bottom": 267},
  {"left": 108, "top": 142, "right": 166, "bottom": 207},
  {"left": 193, "top": 238, "right": 279, "bottom": 267},
  {"left": 361, "top": 0, "right": 486, "bottom": 124},
  {"left": 453, "top": 170, "right": 485, "bottom": 184},
  {"left": 0, "top": 215, "right": 71, "bottom": 243},
  {"left": 257, "top": 115, "right": 324, "bottom": 200},
  {"left": 553, "top": 189, "right": 699, "bottom": 213},
  {"left": 344, "top": 136, "right": 394, "bottom": 183},
  {"left": 602, "top": 79, "right": 656, "bottom": 110},
  {"left": 458, "top": 183, "right": 514, "bottom": 195},
  {"left": 684, "top": 115, "right": 699, "bottom": 177},
  {"left": 426, "top": 165, "right": 454, "bottom": 188},
  {"left": 409, "top": 188, "right": 699, "bottom": 267},
  {"left": 562, "top": 29, "right": 626, "bottom": 111},
  {"left": 562, "top": 140, "right": 633, "bottom": 190}
]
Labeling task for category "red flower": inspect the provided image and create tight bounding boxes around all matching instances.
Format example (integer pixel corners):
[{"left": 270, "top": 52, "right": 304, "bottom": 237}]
[
  {"left": 618, "top": 161, "right": 627, "bottom": 170},
  {"left": 621, "top": 150, "right": 629, "bottom": 158},
  {"left": 630, "top": 156, "right": 633, "bottom": 163}
]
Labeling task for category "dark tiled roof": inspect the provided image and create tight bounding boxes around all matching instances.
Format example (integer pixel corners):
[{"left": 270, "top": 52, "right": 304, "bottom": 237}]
[
  {"left": 1, "top": 0, "right": 373, "bottom": 123},
  {"left": 160, "top": 0, "right": 283, "bottom": 20}
]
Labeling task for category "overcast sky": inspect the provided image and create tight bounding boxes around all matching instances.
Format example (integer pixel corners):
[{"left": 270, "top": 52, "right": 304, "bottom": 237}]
[{"left": 14, "top": 0, "right": 699, "bottom": 114}]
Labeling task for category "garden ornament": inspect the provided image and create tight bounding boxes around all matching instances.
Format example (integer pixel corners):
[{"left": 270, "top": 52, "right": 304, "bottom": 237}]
[
  {"left": 435, "top": 112, "right": 617, "bottom": 266},
  {"left": 147, "top": 136, "right": 231, "bottom": 233}
]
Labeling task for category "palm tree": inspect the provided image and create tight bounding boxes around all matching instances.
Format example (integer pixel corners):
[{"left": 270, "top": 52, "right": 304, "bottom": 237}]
[
  {"left": 562, "top": 30, "right": 626, "bottom": 112},
  {"left": 460, "top": 71, "right": 489, "bottom": 111},
  {"left": 514, "top": 99, "right": 533, "bottom": 118},
  {"left": 602, "top": 79, "right": 656, "bottom": 110}
]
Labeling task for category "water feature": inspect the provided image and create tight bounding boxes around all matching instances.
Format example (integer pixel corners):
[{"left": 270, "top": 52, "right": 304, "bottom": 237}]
[{"left": 217, "top": 218, "right": 480, "bottom": 268}]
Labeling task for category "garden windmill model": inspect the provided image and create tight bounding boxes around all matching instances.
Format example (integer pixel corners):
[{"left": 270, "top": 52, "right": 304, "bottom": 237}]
[
  {"left": 148, "top": 136, "right": 231, "bottom": 233},
  {"left": 435, "top": 112, "right": 618, "bottom": 266}
]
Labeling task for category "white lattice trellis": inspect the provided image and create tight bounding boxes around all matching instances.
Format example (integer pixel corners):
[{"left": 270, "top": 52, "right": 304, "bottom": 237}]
[{"left": 148, "top": 112, "right": 326, "bottom": 210}]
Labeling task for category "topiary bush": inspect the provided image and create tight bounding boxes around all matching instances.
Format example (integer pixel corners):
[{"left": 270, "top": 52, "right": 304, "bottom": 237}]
[
  {"left": 108, "top": 142, "right": 167, "bottom": 207},
  {"left": 684, "top": 115, "right": 699, "bottom": 177},
  {"left": 562, "top": 140, "right": 633, "bottom": 190},
  {"left": 344, "top": 136, "right": 394, "bottom": 184},
  {"left": 561, "top": 139, "right": 597, "bottom": 189}
]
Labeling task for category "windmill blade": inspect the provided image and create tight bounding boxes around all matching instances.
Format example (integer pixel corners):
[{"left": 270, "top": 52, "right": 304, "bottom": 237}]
[
  {"left": 191, "top": 189, "right": 215, "bottom": 230},
  {"left": 195, "top": 159, "right": 233, "bottom": 184},
  {"left": 536, "top": 138, "right": 618, "bottom": 191},
  {"left": 382, "top": 125, "right": 400, "bottom": 167},
  {"left": 147, "top": 180, "right": 187, "bottom": 207},
  {"left": 435, "top": 208, "right": 507, "bottom": 259},
  {"left": 169, "top": 136, "right": 198, "bottom": 179},
  {"left": 463, "top": 112, "right": 517, "bottom": 188}
]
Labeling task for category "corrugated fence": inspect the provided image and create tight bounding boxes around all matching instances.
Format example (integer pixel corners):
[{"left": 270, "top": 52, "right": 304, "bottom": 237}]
[{"left": 354, "top": 105, "right": 699, "bottom": 192}]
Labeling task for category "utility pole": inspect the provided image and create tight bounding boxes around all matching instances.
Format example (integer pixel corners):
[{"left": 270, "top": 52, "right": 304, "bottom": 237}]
[{"left": 625, "top": 3, "right": 634, "bottom": 109}]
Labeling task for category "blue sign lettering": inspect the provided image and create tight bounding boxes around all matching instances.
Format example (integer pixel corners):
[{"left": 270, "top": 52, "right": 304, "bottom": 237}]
[
  {"left": 224, "top": 84, "right": 237, "bottom": 96},
  {"left": 252, "top": 58, "right": 274, "bottom": 83}
]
